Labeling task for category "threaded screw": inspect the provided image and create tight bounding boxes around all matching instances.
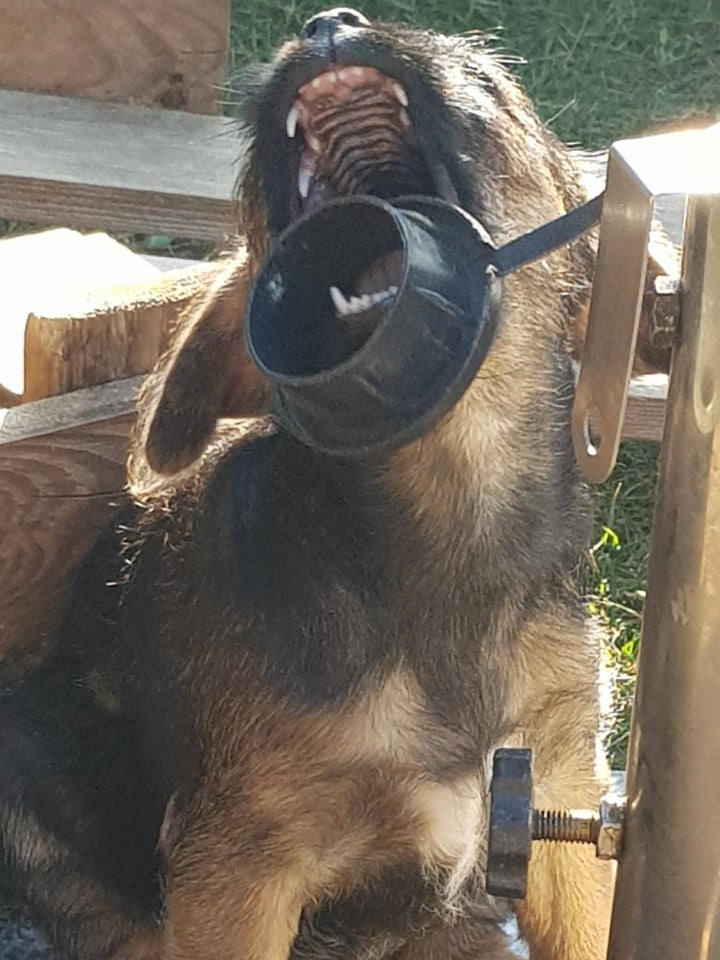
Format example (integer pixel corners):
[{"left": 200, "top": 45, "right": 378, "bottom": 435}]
[{"left": 532, "top": 809, "right": 601, "bottom": 845}]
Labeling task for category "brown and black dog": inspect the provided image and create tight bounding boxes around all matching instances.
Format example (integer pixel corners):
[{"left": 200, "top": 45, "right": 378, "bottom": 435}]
[{"left": 0, "top": 9, "right": 621, "bottom": 960}]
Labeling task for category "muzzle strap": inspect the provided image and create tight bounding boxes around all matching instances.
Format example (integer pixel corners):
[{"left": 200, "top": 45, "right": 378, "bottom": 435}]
[{"left": 491, "top": 193, "right": 604, "bottom": 277}]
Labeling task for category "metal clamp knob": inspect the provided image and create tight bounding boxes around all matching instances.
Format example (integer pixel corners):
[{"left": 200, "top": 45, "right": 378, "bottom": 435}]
[{"left": 487, "top": 747, "right": 626, "bottom": 899}]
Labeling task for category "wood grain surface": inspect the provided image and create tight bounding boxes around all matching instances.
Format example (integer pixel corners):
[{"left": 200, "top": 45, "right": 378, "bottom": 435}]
[
  {"left": 0, "top": 378, "right": 142, "bottom": 444},
  {"left": 0, "top": 91, "right": 686, "bottom": 245},
  {"left": 0, "top": 229, "right": 159, "bottom": 400},
  {"left": 0, "top": 410, "right": 132, "bottom": 668},
  {"left": 0, "top": 90, "right": 239, "bottom": 238},
  {"left": 621, "top": 374, "right": 667, "bottom": 442},
  {"left": 0, "top": 228, "right": 222, "bottom": 402},
  {"left": 0, "top": 0, "right": 229, "bottom": 114},
  {"left": 23, "top": 262, "right": 220, "bottom": 402}
]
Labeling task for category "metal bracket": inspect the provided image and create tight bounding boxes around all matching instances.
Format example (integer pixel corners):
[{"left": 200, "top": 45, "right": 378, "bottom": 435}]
[{"left": 572, "top": 122, "right": 720, "bottom": 483}]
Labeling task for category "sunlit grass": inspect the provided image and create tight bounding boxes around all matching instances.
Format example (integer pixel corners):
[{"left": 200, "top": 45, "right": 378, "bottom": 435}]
[
  {"left": 585, "top": 442, "right": 660, "bottom": 766},
  {"left": 229, "top": 0, "right": 719, "bottom": 147}
]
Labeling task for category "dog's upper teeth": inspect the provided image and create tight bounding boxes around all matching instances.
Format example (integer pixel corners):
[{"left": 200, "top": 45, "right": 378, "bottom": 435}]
[
  {"left": 286, "top": 104, "right": 299, "bottom": 138},
  {"left": 298, "top": 167, "right": 311, "bottom": 199},
  {"left": 391, "top": 82, "right": 409, "bottom": 107}
]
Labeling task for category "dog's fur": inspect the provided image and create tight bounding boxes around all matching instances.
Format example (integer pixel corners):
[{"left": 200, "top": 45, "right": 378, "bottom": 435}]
[{"left": 0, "top": 11, "right": 623, "bottom": 960}]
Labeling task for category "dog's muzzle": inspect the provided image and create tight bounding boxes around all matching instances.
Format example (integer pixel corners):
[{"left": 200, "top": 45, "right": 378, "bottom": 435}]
[{"left": 246, "top": 192, "right": 603, "bottom": 457}]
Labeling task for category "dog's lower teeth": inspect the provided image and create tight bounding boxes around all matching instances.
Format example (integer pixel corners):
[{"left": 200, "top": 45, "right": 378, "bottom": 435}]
[
  {"left": 330, "top": 286, "right": 350, "bottom": 315},
  {"left": 329, "top": 285, "right": 398, "bottom": 318}
]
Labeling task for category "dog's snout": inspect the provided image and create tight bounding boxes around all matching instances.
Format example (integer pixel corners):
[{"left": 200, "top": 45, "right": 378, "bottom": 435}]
[{"left": 300, "top": 7, "right": 370, "bottom": 43}]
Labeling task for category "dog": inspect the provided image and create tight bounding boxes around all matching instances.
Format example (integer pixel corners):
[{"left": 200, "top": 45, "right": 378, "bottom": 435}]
[{"left": 0, "top": 8, "right": 626, "bottom": 959}]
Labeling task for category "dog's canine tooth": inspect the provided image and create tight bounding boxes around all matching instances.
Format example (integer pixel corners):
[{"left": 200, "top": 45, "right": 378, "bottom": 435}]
[
  {"left": 298, "top": 150, "right": 316, "bottom": 199},
  {"left": 298, "top": 165, "right": 312, "bottom": 198},
  {"left": 391, "top": 82, "right": 409, "bottom": 107},
  {"left": 329, "top": 286, "right": 351, "bottom": 315},
  {"left": 286, "top": 103, "right": 299, "bottom": 138}
]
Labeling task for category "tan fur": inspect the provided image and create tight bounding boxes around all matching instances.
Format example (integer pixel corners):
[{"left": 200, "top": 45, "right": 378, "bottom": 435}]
[{"left": 509, "top": 613, "right": 614, "bottom": 958}]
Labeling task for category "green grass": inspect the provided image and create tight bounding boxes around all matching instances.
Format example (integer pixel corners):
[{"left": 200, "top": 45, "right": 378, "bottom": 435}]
[
  {"left": 585, "top": 442, "right": 659, "bottom": 767},
  {"left": 229, "top": 0, "right": 718, "bottom": 767},
  {"left": 229, "top": 0, "right": 719, "bottom": 147}
]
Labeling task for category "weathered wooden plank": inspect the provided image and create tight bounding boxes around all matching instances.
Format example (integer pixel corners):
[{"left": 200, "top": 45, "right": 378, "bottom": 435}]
[
  {"left": 0, "top": 414, "right": 131, "bottom": 666},
  {"left": 0, "top": 372, "right": 667, "bottom": 449},
  {"left": 0, "top": 378, "right": 141, "bottom": 445},
  {"left": 0, "top": 90, "right": 239, "bottom": 238},
  {"left": 0, "top": 0, "right": 229, "bottom": 114},
  {"left": 0, "top": 227, "right": 221, "bottom": 403},
  {"left": 0, "top": 229, "right": 159, "bottom": 401},
  {"left": 23, "top": 263, "right": 219, "bottom": 401},
  {"left": 0, "top": 94, "right": 686, "bottom": 245},
  {"left": 620, "top": 374, "right": 668, "bottom": 443}
]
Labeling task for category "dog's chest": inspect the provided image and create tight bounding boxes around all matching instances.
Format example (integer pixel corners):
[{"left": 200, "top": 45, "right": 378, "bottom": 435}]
[{"left": 335, "top": 669, "right": 490, "bottom": 882}]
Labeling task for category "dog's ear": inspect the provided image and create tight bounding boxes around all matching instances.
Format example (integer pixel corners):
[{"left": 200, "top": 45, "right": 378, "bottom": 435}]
[
  {"left": 571, "top": 228, "right": 678, "bottom": 376},
  {"left": 140, "top": 252, "right": 270, "bottom": 476}
]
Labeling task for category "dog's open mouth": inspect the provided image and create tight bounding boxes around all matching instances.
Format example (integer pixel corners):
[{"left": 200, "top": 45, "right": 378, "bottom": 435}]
[
  {"left": 287, "top": 66, "right": 422, "bottom": 211},
  {"left": 282, "top": 65, "right": 436, "bottom": 318}
]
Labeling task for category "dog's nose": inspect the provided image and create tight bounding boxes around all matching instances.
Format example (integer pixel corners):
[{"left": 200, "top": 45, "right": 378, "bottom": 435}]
[{"left": 300, "top": 8, "right": 370, "bottom": 43}]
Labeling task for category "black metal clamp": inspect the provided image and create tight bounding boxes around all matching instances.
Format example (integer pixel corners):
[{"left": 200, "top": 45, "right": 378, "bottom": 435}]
[{"left": 486, "top": 748, "right": 625, "bottom": 900}]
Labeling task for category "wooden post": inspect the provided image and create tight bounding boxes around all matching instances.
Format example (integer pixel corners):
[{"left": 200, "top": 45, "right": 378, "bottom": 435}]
[
  {"left": 0, "top": 0, "right": 230, "bottom": 114},
  {"left": 0, "top": 380, "right": 138, "bottom": 668}
]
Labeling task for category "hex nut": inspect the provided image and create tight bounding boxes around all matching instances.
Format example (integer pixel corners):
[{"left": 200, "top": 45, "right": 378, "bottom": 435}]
[{"left": 597, "top": 794, "right": 626, "bottom": 860}]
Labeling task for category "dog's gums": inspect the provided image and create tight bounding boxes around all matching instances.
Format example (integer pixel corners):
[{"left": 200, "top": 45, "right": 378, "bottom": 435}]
[{"left": 289, "top": 67, "right": 412, "bottom": 205}]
